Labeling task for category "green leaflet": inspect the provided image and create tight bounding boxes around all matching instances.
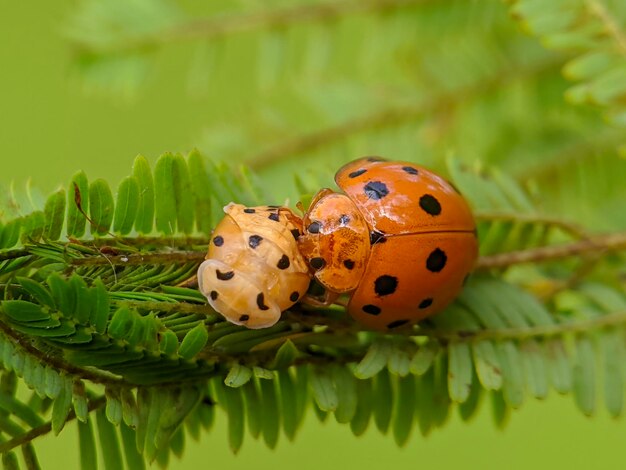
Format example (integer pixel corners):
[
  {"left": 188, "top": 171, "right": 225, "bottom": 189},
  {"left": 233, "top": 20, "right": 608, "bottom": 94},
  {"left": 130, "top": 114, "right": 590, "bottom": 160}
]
[
  {"left": 113, "top": 176, "right": 140, "bottom": 235},
  {"left": 89, "top": 179, "right": 114, "bottom": 235},
  {"left": 259, "top": 377, "right": 280, "bottom": 449},
  {"left": 224, "top": 364, "right": 252, "bottom": 388},
  {"left": 373, "top": 368, "right": 393, "bottom": 434},
  {"left": 277, "top": 369, "right": 299, "bottom": 441},
  {"left": 214, "top": 380, "right": 245, "bottom": 453},
  {"left": 178, "top": 323, "right": 209, "bottom": 360},
  {"left": 1, "top": 300, "right": 50, "bottom": 322},
  {"left": 331, "top": 365, "right": 357, "bottom": 424},
  {"left": 43, "top": 189, "right": 66, "bottom": 241},
  {"left": 392, "top": 374, "right": 416, "bottom": 446},
  {"left": 66, "top": 171, "right": 89, "bottom": 238},
  {"left": 447, "top": 342, "right": 473, "bottom": 403},
  {"left": 271, "top": 339, "right": 299, "bottom": 369},
  {"left": 132, "top": 155, "right": 155, "bottom": 234},
  {"left": 354, "top": 339, "right": 391, "bottom": 379},
  {"left": 171, "top": 154, "right": 195, "bottom": 235},
  {"left": 96, "top": 407, "right": 123, "bottom": 470},
  {"left": 51, "top": 378, "right": 73, "bottom": 435},
  {"left": 78, "top": 419, "right": 98, "bottom": 470},
  {"left": 153, "top": 153, "right": 178, "bottom": 235},
  {"left": 187, "top": 150, "right": 213, "bottom": 235},
  {"left": 0, "top": 219, "right": 21, "bottom": 249},
  {"left": 310, "top": 366, "right": 338, "bottom": 412},
  {"left": 350, "top": 378, "right": 373, "bottom": 436},
  {"left": 120, "top": 423, "right": 146, "bottom": 470},
  {"left": 573, "top": 335, "right": 596, "bottom": 416}
]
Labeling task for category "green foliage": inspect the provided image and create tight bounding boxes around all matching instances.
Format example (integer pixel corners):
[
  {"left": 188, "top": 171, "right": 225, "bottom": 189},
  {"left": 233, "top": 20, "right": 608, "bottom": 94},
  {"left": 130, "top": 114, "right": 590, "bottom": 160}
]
[
  {"left": 1, "top": 150, "right": 626, "bottom": 467},
  {"left": 2, "top": 0, "right": 626, "bottom": 467}
]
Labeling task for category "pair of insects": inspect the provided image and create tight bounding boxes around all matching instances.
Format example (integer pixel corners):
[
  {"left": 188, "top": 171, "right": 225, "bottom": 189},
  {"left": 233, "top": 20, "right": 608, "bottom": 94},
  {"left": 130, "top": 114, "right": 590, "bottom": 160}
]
[{"left": 197, "top": 157, "right": 478, "bottom": 331}]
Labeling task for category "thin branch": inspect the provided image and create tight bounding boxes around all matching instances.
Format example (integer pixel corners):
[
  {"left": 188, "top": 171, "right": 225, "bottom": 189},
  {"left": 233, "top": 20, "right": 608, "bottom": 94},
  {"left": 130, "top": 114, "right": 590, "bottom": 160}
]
[
  {"left": 587, "top": 0, "right": 626, "bottom": 56},
  {"left": 418, "top": 309, "right": 626, "bottom": 341},
  {"left": 0, "top": 396, "right": 106, "bottom": 454},
  {"left": 0, "top": 321, "right": 125, "bottom": 387},
  {"left": 476, "top": 231, "right": 626, "bottom": 270},
  {"left": 70, "top": 251, "right": 206, "bottom": 266},
  {"left": 245, "top": 57, "right": 561, "bottom": 170},
  {"left": 76, "top": 0, "right": 432, "bottom": 54},
  {"left": 475, "top": 211, "right": 589, "bottom": 239}
]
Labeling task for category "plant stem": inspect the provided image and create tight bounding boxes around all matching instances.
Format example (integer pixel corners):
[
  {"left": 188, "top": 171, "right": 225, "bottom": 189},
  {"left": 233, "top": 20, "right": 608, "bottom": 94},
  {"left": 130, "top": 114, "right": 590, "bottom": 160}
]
[
  {"left": 245, "top": 57, "right": 560, "bottom": 170},
  {"left": 0, "top": 321, "right": 125, "bottom": 387},
  {"left": 77, "top": 0, "right": 431, "bottom": 53},
  {"left": 587, "top": 0, "right": 626, "bottom": 56},
  {"left": 70, "top": 251, "right": 206, "bottom": 266},
  {"left": 475, "top": 211, "right": 588, "bottom": 239},
  {"left": 417, "top": 309, "right": 626, "bottom": 341},
  {"left": 476, "top": 231, "right": 626, "bottom": 270},
  {"left": 0, "top": 396, "right": 106, "bottom": 454}
]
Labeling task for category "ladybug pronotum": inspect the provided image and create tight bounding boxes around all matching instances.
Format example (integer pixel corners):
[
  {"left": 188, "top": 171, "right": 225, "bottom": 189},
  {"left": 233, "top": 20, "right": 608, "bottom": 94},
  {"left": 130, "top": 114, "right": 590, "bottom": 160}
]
[{"left": 198, "top": 157, "right": 478, "bottom": 331}]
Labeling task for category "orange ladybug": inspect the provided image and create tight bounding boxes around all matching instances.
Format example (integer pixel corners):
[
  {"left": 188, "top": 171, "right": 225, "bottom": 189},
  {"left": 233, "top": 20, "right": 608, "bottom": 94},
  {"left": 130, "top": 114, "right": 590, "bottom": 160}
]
[
  {"left": 297, "top": 157, "right": 478, "bottom": 331},
  {"left": 197, "top": 203, "right": 310, "bottom": 329}
]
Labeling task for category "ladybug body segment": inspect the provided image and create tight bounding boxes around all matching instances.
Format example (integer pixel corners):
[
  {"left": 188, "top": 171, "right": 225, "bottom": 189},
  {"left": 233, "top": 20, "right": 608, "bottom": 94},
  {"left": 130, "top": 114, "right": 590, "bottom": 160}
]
[
  {"left": 197, "top": 203, "right": 310, "bottom": 329},
  {"left": 298, "top": 157, "right": 478, "bottom": 330}
]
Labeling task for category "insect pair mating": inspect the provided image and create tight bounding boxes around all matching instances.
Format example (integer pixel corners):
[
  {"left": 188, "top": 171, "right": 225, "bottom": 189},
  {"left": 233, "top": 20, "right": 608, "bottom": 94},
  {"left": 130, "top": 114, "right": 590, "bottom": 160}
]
[{"left": 198, "top": 157, "right": 478, "bottom": 331}]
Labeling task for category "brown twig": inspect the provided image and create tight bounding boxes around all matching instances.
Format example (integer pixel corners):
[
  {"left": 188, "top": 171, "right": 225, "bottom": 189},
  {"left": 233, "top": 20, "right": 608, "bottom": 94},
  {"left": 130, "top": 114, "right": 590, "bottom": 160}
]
[
  {"left": 245, "top": 57, "right": 561, "bottom": 170},
  {"left": 76, "top": 0, "right": 431, "bottom": 54},
  {"left": 476, "top": 231, "right": 626, "bottom": 270},
  {"left": 417, "top": 309, "right": 626, "bottom": 341}
]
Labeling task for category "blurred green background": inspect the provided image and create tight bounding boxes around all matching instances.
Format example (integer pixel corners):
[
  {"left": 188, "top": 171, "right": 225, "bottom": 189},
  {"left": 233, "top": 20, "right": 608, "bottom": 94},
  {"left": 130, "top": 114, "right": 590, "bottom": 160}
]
[{"left": 2, "top": 1, "right": 626, "bottom": 468}]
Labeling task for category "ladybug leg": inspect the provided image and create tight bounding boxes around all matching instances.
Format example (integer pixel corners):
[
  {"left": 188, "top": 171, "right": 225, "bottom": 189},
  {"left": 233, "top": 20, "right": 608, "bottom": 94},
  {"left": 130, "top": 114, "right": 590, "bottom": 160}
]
[{"left": 301, "top": 289, "right": 340, "bottom": 308}]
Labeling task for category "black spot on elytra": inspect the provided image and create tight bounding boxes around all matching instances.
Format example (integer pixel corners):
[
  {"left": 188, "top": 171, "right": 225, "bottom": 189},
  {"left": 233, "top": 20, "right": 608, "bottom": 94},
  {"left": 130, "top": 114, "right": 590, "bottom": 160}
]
[
  {"left": 308, "top": 221, "right": 321, "bottom": 234},
  {"left": 366, "top": 156, "right": 387, "bottom": 162},
  {"left": 291, "top": 228, "right": 300, "bottom": 240},
  {"left": 348, "top": 169, "right": 367, "bottom": 178},
  {"left": 362, "top": 304, "right": 381, "bottom": 315},
  {"left": 256, "top": 293, "right": 269, "bottom": 311},
  {"left": 267, "top": 205, "right": 281, "bottom": 209},
  {"left": 363, "top": 181, "right": 389, "bottom": 200},
  {"left": 418, "top": 298, "right": 433, "bottom": 309},
  {"left": 268, "top": 213, "right": 280, "bottom": 222},
  {"left": 243, "top": 208, "right": 256, "bottom": 214},
  {"left": 248, "top": 234, "right": 263, "bottom": 249},
  {"left": 277, "top": 254, "right": 290, "bottom": 270},
  {"left": 387, "top": 319, "right": 409, "bottom": 329},
  {"left": 343, "top": 259, "right": 355, "bottom": 270},
  {"left": 210, "top": 291, "right": 218, "bottom": 301},
  {"left": 310, "top": 257, "right": 325, "bottom": 270},
  {"left": 426, "top": 248, "right": 447, "bottom": 272},
  {"left": 216, "top": 270, "right": 234, "bottom": 281},
  {"left": 374, "top": 275, "right": 398, "bottom": 296},
  {"left": 370, "top": 230, "right": 386, "bottom": 245},
  {"left": 419, "top": 194, "right": 442, "bottom": 216},
  {"left": 239, "top": 314, "right": 250, "bottom": 322},
  {"left": 213, "top": 235, "right": 224, "bottom": 247},
  {"left": 402, "top": 166, "right": 419, "bottom": 175},
  {"left": 339, "top": 214, "right": 350, "bottom": 225},
  {"left": 290, "top": 291, "right": 300, "bottom": 302}
]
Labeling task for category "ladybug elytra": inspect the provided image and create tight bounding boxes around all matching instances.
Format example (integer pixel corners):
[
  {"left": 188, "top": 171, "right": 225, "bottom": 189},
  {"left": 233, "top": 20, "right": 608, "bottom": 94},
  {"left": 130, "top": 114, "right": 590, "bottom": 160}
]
[{"left": 298, "top": 157, "right": 478, "bottom": 330}]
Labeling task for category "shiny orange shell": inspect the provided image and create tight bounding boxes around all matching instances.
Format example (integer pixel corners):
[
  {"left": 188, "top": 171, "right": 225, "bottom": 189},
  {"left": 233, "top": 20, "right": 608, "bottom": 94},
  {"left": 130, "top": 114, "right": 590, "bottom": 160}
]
[{"left": 299, "top": 157, "right": 478, "bottom": 331}]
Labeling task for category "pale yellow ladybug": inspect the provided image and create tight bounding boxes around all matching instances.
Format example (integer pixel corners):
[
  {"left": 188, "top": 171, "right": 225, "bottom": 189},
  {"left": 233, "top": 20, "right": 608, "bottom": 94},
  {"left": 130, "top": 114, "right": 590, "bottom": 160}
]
[{"left": 197, "top": 203, "right": 311, "bottom": 329}]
